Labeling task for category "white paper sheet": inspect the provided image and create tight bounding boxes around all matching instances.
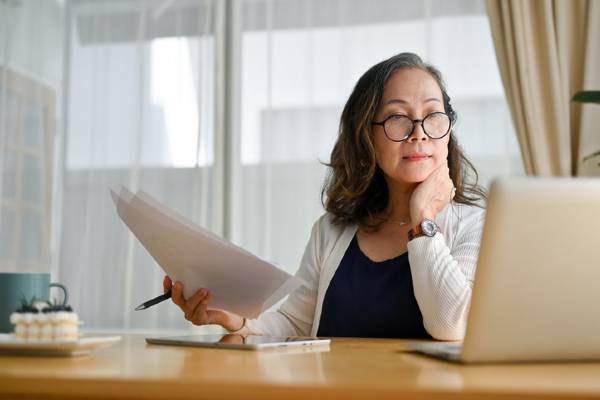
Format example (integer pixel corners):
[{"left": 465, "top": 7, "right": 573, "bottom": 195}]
[{"left": 111, "top": 187, "right": 302, "bottom": 318}]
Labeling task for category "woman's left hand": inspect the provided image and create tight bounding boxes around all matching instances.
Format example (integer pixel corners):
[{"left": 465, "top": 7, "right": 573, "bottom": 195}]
[{"left": 409, "top": 163, "right": 455, "bottom": 228}]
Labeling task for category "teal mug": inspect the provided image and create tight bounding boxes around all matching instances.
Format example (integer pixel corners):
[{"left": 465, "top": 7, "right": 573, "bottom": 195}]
[{"left": 0, "top": 273, "right": 68, "bottom": 333}]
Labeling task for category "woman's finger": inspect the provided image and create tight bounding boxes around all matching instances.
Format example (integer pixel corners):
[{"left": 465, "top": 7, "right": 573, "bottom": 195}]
[
  {"left": 184, "top": 289, "right": 207, "bottom": 320},
  {"left": 190, "top": 293, "right": 211, "bottom": 325},
  {"left": 203, "top": 292, "right": 214, "bottom": 321},
  {"left": 172, "top": 281, "right": 186, "bottom": 309},
  {"left": 163, "top": 276, "right": 172, "bottom": 294}
]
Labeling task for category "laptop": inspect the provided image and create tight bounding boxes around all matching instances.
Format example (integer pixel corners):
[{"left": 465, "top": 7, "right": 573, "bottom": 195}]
[
  {"left": 146, "top": 334, "right": 330, "bottom": 351},
  {"left": 406, "top": 177, "right": 600, "bottom": 363}
]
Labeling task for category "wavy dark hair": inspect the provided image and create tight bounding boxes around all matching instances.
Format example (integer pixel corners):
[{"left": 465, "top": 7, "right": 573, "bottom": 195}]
[{"left": 322, "top": 52, "right": 486, "bottom": 229}]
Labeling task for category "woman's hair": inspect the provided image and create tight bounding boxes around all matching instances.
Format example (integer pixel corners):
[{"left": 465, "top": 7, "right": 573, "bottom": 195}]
[{"left": 322, "top": 52, "right": 487, "bottom": 229}]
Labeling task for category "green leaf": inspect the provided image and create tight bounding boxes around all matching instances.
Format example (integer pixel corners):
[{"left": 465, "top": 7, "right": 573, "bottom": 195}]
[{"left": 572, "top": 91, "right": 600, "bottom": 103}]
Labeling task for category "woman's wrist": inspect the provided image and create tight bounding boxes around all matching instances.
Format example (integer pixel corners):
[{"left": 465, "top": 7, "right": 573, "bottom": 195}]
[{"left": 411, "top": 208, "right": 435, "bottom": 228}]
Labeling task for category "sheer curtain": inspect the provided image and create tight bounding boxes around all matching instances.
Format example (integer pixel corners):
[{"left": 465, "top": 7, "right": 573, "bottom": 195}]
[
  {"left": 234, "top": 0, "right": 523, "bottom": 276},
  {"left": 0, "top": 1, "right": 62, "bottom": 275},
  {"left": 61, "top": 0, "right": 221, "bottom": 331}
]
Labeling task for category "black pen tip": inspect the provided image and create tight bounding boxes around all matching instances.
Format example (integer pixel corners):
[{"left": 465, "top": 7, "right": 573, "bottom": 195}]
[{"left": 135, "top": 304, "right": 145, "bottom": 311}]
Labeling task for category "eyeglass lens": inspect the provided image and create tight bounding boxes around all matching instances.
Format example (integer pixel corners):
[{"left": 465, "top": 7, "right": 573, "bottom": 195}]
[{"left": 385, "top": 113, "right": 450, "bottom": 141}]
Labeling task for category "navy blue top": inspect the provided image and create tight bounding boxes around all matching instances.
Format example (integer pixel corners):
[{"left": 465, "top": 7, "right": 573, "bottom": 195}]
[{"left": 317, "top": 235, "right": 431, "bottom": 338}]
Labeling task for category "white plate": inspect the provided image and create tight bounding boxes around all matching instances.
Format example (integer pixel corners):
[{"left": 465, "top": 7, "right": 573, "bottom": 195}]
[{"left": 0, "top": 334, "right": 122, "bottom": 357}]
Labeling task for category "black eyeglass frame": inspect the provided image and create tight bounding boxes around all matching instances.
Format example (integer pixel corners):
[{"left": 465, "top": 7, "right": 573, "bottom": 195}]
[{"left": 371, "top": 111, "right": 453, "bottom": 142}]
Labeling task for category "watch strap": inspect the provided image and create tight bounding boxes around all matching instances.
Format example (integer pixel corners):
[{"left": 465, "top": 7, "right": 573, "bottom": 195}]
[{"left": 407, "top": 225, "right": 424, "bottom": 241}]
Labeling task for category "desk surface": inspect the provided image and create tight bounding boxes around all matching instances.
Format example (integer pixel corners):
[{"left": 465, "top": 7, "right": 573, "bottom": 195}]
[{"left": 1, "top": 333, "right": 600, "bottom": 400}]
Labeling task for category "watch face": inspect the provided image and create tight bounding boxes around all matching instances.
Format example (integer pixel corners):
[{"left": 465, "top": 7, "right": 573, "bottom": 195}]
[{"left": 422, "top": 219, "right": 438, "bottom": 236}]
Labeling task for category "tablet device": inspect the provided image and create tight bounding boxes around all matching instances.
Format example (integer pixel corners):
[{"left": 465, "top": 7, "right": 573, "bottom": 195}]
[{"left": 145, "top": 334, "right": 331, "bottom": 350}]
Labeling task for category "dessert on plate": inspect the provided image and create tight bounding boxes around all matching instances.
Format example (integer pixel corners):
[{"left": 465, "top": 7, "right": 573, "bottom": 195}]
[{"left": 10, "top": 285, "right": 80, "bottom": 341}]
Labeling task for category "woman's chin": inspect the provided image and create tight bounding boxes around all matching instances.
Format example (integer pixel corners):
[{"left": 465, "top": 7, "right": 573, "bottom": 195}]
[
  {"left": 384, "top": 167, "right": 434, "bottom": 185},
  {"left": 386, "top": 177, "right": 425, "bottom": 187},
  {"left": 396, "top": 173, "right": 429, "bottom": 184},
  {"left": 391, "top": 164, "right": 437, "bottom": 184}
]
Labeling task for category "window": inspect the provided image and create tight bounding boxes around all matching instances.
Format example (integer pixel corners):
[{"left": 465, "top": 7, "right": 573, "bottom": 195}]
[{"left": 0, "top": 67, "right": 55, "bottom": 273}]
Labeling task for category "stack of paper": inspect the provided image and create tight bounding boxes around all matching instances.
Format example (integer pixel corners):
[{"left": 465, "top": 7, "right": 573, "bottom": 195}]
[{"left": 111, "top": 187, "right": 302, "bottom": 318}]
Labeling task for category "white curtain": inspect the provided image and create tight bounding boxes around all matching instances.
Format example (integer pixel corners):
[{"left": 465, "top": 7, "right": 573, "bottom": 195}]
[
  {"left": 1, "top": 0, "right": 523, "bottom": 332},
  {"left": 0, "top": 1, "right": 62, "bottom": 275},
  {"left": 61, "top": 0, "right": 220, "bottom": 331}
]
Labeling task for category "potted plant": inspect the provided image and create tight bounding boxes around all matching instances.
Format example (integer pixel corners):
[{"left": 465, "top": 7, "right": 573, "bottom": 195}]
[{"left": 572, "top": 91, "right": 600, "bottom": 166}]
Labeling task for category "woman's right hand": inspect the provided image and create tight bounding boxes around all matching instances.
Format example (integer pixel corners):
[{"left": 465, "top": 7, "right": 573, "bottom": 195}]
[
  {"left": 163, "top": 276, "right": 245, "bottom": 332},
  {"left": 409, "top": 162, "right": 455, "bottom": 228}
]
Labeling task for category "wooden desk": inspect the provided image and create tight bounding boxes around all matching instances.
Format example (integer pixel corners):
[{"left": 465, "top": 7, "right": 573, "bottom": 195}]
[{"left": 1, "top": 333, "right": 600, "bottom": 400}]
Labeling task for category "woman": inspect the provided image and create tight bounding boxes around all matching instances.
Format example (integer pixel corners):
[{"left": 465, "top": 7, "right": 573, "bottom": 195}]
[{"left": 164, "top": 53, "right": 486, "bottom": 341}]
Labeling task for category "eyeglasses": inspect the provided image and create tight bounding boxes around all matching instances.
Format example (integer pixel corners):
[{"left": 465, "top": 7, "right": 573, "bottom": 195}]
[{"left": 371, "top": 112, "right": 452, "bottom": 142}]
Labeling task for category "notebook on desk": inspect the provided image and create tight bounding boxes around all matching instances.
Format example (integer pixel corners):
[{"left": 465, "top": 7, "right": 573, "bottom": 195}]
[{"left": 406, "top": 177, "right": 600, "bottom": 363}]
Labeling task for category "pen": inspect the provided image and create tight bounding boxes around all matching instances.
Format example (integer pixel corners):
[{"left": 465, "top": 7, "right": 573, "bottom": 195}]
[{"left": 135, "top": 291, "right": 171, "bottom": 311}]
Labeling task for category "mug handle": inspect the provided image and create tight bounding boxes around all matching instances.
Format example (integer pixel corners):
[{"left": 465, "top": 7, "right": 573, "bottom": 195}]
[{"left": 49, "top": 283, "right": 69, "bottom": 306}]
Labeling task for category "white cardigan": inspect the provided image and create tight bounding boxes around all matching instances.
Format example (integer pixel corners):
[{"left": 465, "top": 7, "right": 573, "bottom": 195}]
[{"left": 243, "top": 201, "right": 485, "bottom": 341}]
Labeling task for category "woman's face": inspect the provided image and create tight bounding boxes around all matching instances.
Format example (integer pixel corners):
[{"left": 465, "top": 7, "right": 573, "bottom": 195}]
[{"left": 372, "top": 68, "right": 450, "bottom": 185}]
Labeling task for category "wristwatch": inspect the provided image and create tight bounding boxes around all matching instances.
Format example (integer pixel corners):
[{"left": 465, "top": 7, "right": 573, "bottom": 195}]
[{"left": 408, "top": 219, "right": 439, "bottom": 241}]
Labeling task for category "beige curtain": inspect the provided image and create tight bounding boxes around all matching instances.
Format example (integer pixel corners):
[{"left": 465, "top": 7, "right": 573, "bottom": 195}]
[{"left": 486, "top": 0, "right": 600, "bottom": 176}]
